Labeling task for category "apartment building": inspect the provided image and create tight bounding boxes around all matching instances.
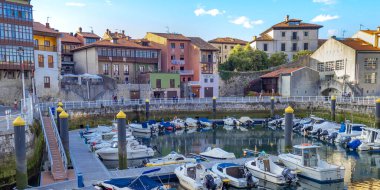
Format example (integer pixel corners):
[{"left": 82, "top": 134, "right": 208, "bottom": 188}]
[
  {"left": 250, "top": 15, "right": 322, "bottom": 59},
  {"left": 75, "top": 27, "right": 100, "bottom": 45},
  {"left": 310, "top": 33, "right": 380, "bottom": 96},
  {"left": 60, "top": 32, "right": 81, "bottom": 74},
  {"left": 0, "top": 0, "right": 34, "bottom": 103},
  {"left": 208, "top": 37, "right": 247, "bottom": 64}
]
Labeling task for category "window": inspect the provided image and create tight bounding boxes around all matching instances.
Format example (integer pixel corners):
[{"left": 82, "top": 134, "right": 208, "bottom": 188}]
[
  {"left": 292, "top": 43, "right": 297, "bottom": 51},
  {"left": 187, "top": 77, "right": 191, "bottom": 81},
  {"left": 317, "top": 63, "right": 324, "bottom": 72},
  {"left": 113, "top": 64, "right": 119, "bottom": 76},
  {"left": 180, "top": 55, "right": 184, "bottom": 60},
  {"left": 204, "top": 78, "right": 208, "bottom": 83},
  {"left": 292, "top": 32, "right": 297, "bottom": 40},
  {"left": 170, "top": 79, "right": 175, "bottom": 88},
  {"left": 304, "top": 31, "right": 309, "bottom": 37},
  {"left": 171, "top": 43, "right": 175, "bottom": 49},
  {"left": 263, "top": 44, "right": 268, "bottom": 51},
  {"left": 210, "top": 78, "right": 214, "bottom": 83},
  {"left": 224, "top": 45, "right": 227, "bottom": 49},
  {"left": 281, "top": 32, "right": 286, "bottom": 37},
  {"left": 364, "top": 73, "right": 377, "bottom": 84},
  {"left": 230, "top": 46, "right": 234, "bottom": 50},
  {"left": 103, "top": 63, "right": 109, "bottom": 75},
  {"left": 156, "top": 79, "right": 161, "bottom": 88},
  {"left": 139, "top": 65, "right": 144, "bottom": 72},
  {"left": 325, "top": 61, "right": 335, "bottom": 71},
  {"left": 44, "top": 76, "right": 50, "bottom": 88},
  {"left": 34, "top": 39, "right": 38, "bottom": 46},
  {"left": 44, "top": 40, "right": 50, "bottom": 47},
  {"left": 38, "top": 54, "right": 44, "bottom": 67},
  {"left": 303, "top": 43, "right": 309, "bottom": 50},
  {"left": 171, "top": 55, "right": 175, "bottom": 60},
  {"left": 281, "top": 43, "right": 286, "bottom": 51},
  {"left": 180, "top": 43, "right": 184, "bottom": 49},
  {"left": 335, "top": 60, "right": 344, "bottom": 70},
  {"left": 48, "top": 55, "right": 53, "bottom": 68},
  {"left": 85, "top": 38, "right": 97, "bottom": 44},
  {"left": 7, "top": 71, "right": 15, "bottom": 79},
  {"left": 364, "top": 58, "right": 377, "bottom": 69},
  {"left": 124, "top": 65, "right": 129, "bottom": 75}
]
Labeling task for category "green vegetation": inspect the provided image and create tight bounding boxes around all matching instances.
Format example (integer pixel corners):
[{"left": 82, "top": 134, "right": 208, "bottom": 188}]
[
  {"left": 268, "top": 52, "right": 288, "bottom": 67},
  {"left": 292, "top": 50, "right": 313, "bottom": 62}
]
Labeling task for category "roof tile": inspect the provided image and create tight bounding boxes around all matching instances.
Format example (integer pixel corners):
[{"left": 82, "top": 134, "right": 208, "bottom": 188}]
[
  {"left": 260, "top": 67, "right": 302, "bottom": 78},
  {"left": 188, "top": 37, "right": 218, "bottom": 51},
  {"left": 149, "top": 32, "right": 190, "bottom": 41},
  {"left": 61, "top": 32, "right": 81, "bottom": 43},
  {"left": 338, "top": 38, "right": 380, "bottom": 51},
  {"left": 208, "top": 37, "right": 248, "bottom": 45}
]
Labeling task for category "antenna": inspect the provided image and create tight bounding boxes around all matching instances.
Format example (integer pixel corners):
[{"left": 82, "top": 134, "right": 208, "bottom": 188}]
[
  {"left": 359, "top": 24, "right": 364, "bottom": 30},
  {"left": 165, "top": 26, "right": 170, "bottom": 33},
  {"left": 342, "top": 30, "right": 346, "bottom": 38},
  {"left": 89, "top": 26, "right": 94, "bottom": 33},
  {"left": 47, "top": 16, "right": 50, "bottom": 23}
]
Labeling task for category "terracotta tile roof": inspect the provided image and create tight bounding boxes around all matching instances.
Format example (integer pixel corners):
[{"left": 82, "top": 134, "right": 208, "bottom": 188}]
[
  {"left": 208, "top": 37, "right": 248, "bottom": 45},
  {"left": 260, "top": 18, "right": 322, "bottom": 35},
  {"left": 149, "top": 32, "right": 190, "bottom": 41},
  {"left": 72, "top": 38, "right": 160, "bottom": 52},
  {"left": 60, "top": 32, "right": 81, "bottom": 43},
  {"left": 188, "top": 37, "right": 218, "bottom": 51},
  {"left": 260, "top": 67, "right": 302, "bottom": 78},
  {"left": 33, "top": 22, "right": 59, "bottom": 34},
  {"left": 338, "top": 38, "right": 380, "bottom": 51},
  {"left": 76, "top": 32, "right": 100, "bottom": 39},
  {"left": 251, "top": 34, "right": 273, "bottom": 43}
]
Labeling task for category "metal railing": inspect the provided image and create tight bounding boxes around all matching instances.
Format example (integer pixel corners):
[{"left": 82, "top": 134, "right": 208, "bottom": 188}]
[
  {"left": 38, "top": 106, "right": 54, "bottom": 172},
  {"left": 48, "top": 107, "right": 68, "bottom": 175},
  {"left": 38, "top": 96, "right": 378, "bottom": 111}
]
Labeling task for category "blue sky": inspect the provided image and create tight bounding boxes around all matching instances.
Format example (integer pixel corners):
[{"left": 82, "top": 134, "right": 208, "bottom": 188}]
[{"left": 33, "top": 0, "right": 380, "bottom": 41}]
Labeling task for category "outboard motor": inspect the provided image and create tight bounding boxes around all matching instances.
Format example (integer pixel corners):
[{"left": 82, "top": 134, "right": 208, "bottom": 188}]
[
  {"left": 302, "top": 125, "right": 313, "bottom": 132},
  {"left": 311, "top": 128, "right": 322, "bottom": 136},
  {"left": 204, "top": 174, "right": 216, "bottom": 190},
  {"left": 327, "top": 132, "right": 338, "bottom": 143},
  {"left": 341, "top": 136, "right": 352, "bottom": 145},
  {"left": 282, "top": 168, "right": 297, "bottom": 183},
  {"left": 245, "top": 172, "right": 256, "bottom": 187},
  {"left": 320, "top": 129, "right": 329, "bottom": 137}
]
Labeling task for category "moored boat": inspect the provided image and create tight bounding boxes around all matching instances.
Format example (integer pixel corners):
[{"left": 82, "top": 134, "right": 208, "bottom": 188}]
[
  {"left": 145, "top": 151, "right": 196, "bottom": 167},
  {"left": 200, "top": 147, "right": 236, "bottom": 160},
  {"left": 175, "top": 163, "right": 223, "bottom": 190},
  {"left": 211, "top": 163, "right": 259, "bottom": 188}
]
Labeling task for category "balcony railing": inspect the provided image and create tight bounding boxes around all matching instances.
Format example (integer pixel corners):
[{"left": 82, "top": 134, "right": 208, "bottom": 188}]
[
  {"left": 34, "top": 45, "right": 57, "bottom": 52},
  {"left": 62, "top": 49, "right": 73, "bottom": 54},
  {"left": 201, "top": 59, "right": 216, "bottom": 63},
  {"left": 188, "top": 81, "right": 200, "bottom": 86},
  {"left": 171, "top": 60, "right": 185, "bottom": 65},
  {"left": 179, "top": 70, "right": 194, "bottom": 75},
  {"left": 290, "top": 36, "right": 299, "bottom": 40}
]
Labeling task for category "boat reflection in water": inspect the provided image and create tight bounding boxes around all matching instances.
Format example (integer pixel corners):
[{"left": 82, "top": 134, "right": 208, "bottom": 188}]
[{"left": 102, "top": 126, "right": 380, "bottom": 189}]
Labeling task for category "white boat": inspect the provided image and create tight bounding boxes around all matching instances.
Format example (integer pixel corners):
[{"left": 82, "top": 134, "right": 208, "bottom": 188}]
[
  {"left": 279, "top": 144, "right": 345, "bottom": 183},
  {"left": 245, "top": 154, "right": 298, "bottom": 184},
  {"left": 308, "top": 118, "right": 340, "bottom": 138},
  {"left": 91, "top": 134, "right": 135, "bottom": 151},
  {"left": 129, "top": 123, "right": 156, "bottom": 134},
  {"left": 175, "top": 163, "right": 223, "bottom": 190},
  {"left": 239, "top": 117, "right": 253, "bottom": 125},
  {"left": 95, "top": 140, "right": 155, "bottom": 160},
  {"left": 357, "top": 127, "right": 380, "bottom": 151},
  {"left": 223, "top": 117, "right": 241, "bottom": 126},
  {"left": 199, "top": 118, "right": 212, "bottom": 127},
  {"left": 145, "top": 151, "right": 196, "bottom": 167},
  {"left": 335, "top": 123, "right": 365, "bottom": 143},
  {"left": 185, "top": 118, "right": 198, "bottom": 127},
  {"left": 211, "top": 163, "right": 258, "bottom": 188},
  {"left": 171, "top": 119, "right": 186, "bottom": 129},
  {"left": 200, "top": 147, "right": 236, "bottom": 160}
]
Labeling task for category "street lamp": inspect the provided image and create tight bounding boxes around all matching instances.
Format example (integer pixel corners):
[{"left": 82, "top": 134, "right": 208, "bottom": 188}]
[{"left": 17, "top": 47, "right": 26, "bottom": 116}]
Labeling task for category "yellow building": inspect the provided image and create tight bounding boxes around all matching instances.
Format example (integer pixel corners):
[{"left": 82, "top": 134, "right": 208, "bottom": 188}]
[{"left": 208, "top": 37, "right": 248, "bottom": 64}]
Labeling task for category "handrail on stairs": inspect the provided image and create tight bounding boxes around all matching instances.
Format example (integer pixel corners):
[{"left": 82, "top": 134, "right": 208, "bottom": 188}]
[{"left": 38, "top": 107, "right": 54, "bottom": 172}]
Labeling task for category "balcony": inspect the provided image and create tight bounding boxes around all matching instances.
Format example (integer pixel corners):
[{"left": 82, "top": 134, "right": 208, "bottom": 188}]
[
  {"left": 98, "top": 56, "right": 159, "bottom": 64},
  {"left": 34, "top": 45, "right": 57, "bottom": 52},
  {"left": 201, "top": 58, "right": 216, "bottom": 64},
  {"left": 171, "top": 60, "right": 185, "bottom": 65},
  {"left": 188, "top": 81, "right": 200, "bottom": 86},
  {"left": 179, "top": 70, "right": 194, "bottom": 75},
  {"left": 62, "top": 49, "right": 73, "bottom": 54},
  {"left": 290, "top": 36, "right": 299, "bottom": 40},
  {"left": 0, "top": 63, "right": 33, "bottom": 70}
]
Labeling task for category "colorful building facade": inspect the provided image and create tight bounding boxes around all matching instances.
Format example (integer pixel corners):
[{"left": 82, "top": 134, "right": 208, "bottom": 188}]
[{"left": 149, "top": 72, "right": 180, "bottom": 98}]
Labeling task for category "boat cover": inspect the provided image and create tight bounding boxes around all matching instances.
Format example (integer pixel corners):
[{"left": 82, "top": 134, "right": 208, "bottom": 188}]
[
  {"left": 200, "top": 148, "right": 236, "bottom": 159},
  {"left": 103, "top": 175, "right": 160, "bottom": 189},
  {"left": 199, "top": 118, "right": 210, "bottom": 122},
  {"left": 217, "top": 163, "right": 239, "bottom": 169}
]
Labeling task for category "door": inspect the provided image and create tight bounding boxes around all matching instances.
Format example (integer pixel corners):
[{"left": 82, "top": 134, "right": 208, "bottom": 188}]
[
  {"left": 130, "top": 91, "right": 140, "bottom": 99},
  {"left": 204, "top": 87, "right": 213, "bottom": 97},
  {"left": 167, "top": 91, "right": 177, "bottom": 98}
]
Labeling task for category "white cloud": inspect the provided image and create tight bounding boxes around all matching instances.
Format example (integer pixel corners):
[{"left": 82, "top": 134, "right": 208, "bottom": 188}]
[
  {"left": 327, "top": 29, "right": 338, "bottom": 36},
  {"left": 311, "top": 14, "right": 339, "bottom": 22},
  {"left": 230, "top": 16, "right": 263, "bottom": 29},
  {"left": 313, "top": 0, "right": 336, "bottom": 5},
  {"left": 194, "top": 8, "right": 223, "bottom": 16},
  {"left": 65, "top": 2, "right": 86, "bottom": 7},
  {"left": 105, "top": 0, "right": 112, "bottom": 6}
]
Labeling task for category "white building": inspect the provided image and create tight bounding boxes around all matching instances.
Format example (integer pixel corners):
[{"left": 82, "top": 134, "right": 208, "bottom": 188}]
[
  {"left": 250, "top": 15, "right": 322, "bottom": 59},
  {"left": 33, "top": 22, "right": 61, "bottom": 98},
  {"left": 310, "top": 32, "right": 380, "bottom": 96}
]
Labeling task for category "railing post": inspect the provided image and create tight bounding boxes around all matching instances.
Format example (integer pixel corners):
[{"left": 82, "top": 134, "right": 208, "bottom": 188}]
[
  {"left": 13, "top": 116, "right": 28, "bottom": 189},
  {"left": 59, "top": 110, "right": 70, "bottom": 157}
]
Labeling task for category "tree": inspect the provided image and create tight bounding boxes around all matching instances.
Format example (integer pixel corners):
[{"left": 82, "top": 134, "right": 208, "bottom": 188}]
[
  {"left": 292, "top": 50, "right": 313, "bottom": 62},
  {"left": 268, "top": 52, "right": 288, "bottom": 67}
]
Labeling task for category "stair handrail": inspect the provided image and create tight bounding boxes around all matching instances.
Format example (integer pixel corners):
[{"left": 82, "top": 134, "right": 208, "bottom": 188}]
[
  {"left": 38, "top": 106, "right": 54, "bottom": 171},
  {"left": 48, "top": 107, "right": 68, "bottom": 175}
]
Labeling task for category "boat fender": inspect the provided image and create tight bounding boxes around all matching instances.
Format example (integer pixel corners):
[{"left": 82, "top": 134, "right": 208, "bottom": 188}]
[{"left": 204, "top": 174, "right": 217, "bottom": 190}]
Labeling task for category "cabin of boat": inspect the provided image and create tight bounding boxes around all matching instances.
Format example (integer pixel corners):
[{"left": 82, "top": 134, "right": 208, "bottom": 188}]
[
  {"left": 216, "top": 163, "right": 245, "bottom": 178},
  {"left": 292, "top": 144, "right": 320, "bottom": 167}
]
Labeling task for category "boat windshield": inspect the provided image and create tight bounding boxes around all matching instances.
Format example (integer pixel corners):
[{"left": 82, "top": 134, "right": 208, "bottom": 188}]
[
  {"left": 226, "top": 167, "right": 245, "bottom": 178},
  {"left": 352, "top": 126, "right": 363, "bottom": 131},
  {"left": 303, "top": 148, "right": 318, "bottom": 167},
  {"left": 293, "top": 148, "right": 302, "bottom": 156}
]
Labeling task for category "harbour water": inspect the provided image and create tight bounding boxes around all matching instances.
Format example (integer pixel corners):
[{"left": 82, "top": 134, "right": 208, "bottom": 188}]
[{"left": 101, "top": 125, "right": 380, "bottom": 189}]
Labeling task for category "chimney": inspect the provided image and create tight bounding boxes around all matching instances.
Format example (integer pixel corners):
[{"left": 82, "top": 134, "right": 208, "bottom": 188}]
[
  {"left": 70, "top": 32, "right": 73, "bottom": 36},
  {"left": 78, "top": 27, "right": 82, "bottom": 33},
  {"left": 46, "top": 22, "right": 50, "bottom": 28},
  {"left": 285, "top": 15, "right": 289, "bottom": 22},
  {"left": 122, "top": 30, "right": 125, "bottom": 35},
  {"left": 252, "top": 36, "right": 257, "bottom": 41},
  {"left": 377, "top": 26, "right": 380, "bottom": 32}
]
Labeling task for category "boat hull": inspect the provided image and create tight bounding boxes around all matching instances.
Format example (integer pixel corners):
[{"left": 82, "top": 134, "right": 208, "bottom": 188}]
[
  {"left": 245, "top": 167, "right": 286, "bottom": 184},
  {"left": 97, "top": 149, "right": 154, "bottom": 160}
]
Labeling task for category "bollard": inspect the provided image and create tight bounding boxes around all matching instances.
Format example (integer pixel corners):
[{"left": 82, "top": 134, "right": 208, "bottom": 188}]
[
  {"left": 145, "top": 99, "right": 150, "bottom": 120},
  {"left": 376, "top": 98, "right": 380, "bottom": 129},
  {"left": 284, "top": 106, "right": 294, "bottom": 151},
  {"left": 270, "top": 96, "right": 275, "bottom": 118},
  {"left": 331, "top": 96, "right": 336, "bottom": 122},
  {"left": 59, "top": 110, "right": 70, "bottom": 155},
  {"left": 212, "top": 96, "right": 217, "bottom": 116},
  {"left": 56, "top": 106, "right": 63, "bottom": 134},
  {"left": 77, "top": 172, "right": 84, "bottom": 188},
  {"left": 13, "top": 116, "right": 27, "bottom": 189},
  {"left": 117, "top": 110, "right": 127, "bottom": 169}
]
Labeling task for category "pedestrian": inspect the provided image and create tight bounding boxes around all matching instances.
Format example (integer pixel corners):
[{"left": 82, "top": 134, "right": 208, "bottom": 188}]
[
  {"left": 13, "top": 99, "right": 18, "bottom": 110},
  {"left": 121, "top": 96, "right": 124, "bottom": 105}
]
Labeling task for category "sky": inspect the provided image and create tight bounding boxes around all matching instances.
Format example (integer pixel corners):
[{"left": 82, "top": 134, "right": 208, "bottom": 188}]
[{"left": 32, "top": 0, "right": 380, "bottom": 41}]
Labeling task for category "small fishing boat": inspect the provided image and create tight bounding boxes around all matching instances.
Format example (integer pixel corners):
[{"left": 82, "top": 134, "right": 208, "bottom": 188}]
[
  {"left": 200, "top": 147, "right": 236, "bottom": 160},
  {"left": 356, "top": 127, "right": 380, "bottom": 151},
  {"left": 335, "top": 122, "right": 365, "bottom": 144},
  {"left": 95, "top": 140, "right": 155, "bottom": 160},
  {"left": 145, "top": 151, "right": 196, "bottom": 167},
  {"left": 279, "top": 144, "right": 345, "bottom": 183},
  {"left": 199, "top": 118, "right": 212, "bottom": 127},
  {"left": 171, "top": 118, "right": 186, "bottom": 129},
  {"left": 94, "top": 168, "right": 166, "bottom": 190},
  {"left": 129, "top": 121, "right": 157, "bottom": 134},
  {"left": 211, "top": 163, "right": 259, "bottom": 188},
  {"left": 223, "top": 117, "right": 241, "bottom": 126},
  {"left": 185, "top": 118, "right": 198, "bottom": 127},
  {"left": 175, "top": 163, "right": 223, "bottom": 190},
  {"left": 245, "top": 153, "right": 298, "bottom": 184},
  {"left": 239, "top": 117, "right": 253, "bottom": 126}
]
